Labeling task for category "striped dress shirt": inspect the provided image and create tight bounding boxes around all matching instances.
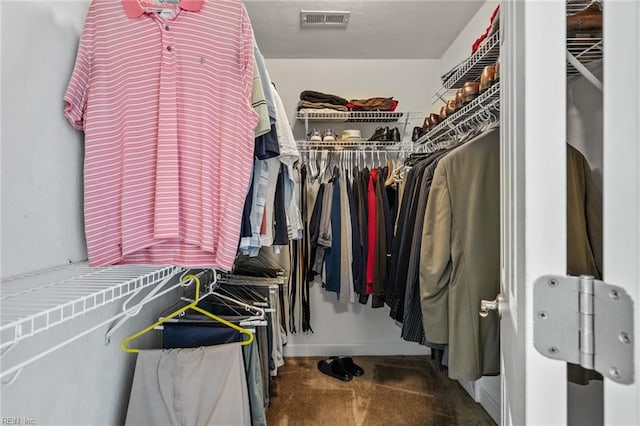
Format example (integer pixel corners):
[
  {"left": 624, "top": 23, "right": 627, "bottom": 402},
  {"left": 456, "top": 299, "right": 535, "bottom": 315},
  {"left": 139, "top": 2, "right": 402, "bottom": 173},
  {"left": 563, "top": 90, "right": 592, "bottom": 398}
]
[{"left": 64, "top": 0, "right": 258, "bottom": 270}]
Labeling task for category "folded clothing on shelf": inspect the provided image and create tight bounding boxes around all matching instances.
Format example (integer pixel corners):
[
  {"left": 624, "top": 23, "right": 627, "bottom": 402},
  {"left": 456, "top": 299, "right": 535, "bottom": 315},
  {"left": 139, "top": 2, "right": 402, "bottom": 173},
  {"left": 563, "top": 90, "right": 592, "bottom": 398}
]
[
  {"left": 297, "top": 100, "right": 349, "bottom": 112},
  {"left": 299, "top": 90, "right": 349, "bottom": 106},
  {"left": 347, "top": 97, "right": 398, "bottom": 111},
  {"left": 471, "top": 5, "right": 500, "bottom": 53}
]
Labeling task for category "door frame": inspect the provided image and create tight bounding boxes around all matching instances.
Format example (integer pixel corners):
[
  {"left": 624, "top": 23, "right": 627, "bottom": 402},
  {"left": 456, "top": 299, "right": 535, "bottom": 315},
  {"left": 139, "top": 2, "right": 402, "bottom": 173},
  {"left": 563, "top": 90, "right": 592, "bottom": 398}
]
[{"left": 500, "top": 1, "right": 569, "bottom": 424}]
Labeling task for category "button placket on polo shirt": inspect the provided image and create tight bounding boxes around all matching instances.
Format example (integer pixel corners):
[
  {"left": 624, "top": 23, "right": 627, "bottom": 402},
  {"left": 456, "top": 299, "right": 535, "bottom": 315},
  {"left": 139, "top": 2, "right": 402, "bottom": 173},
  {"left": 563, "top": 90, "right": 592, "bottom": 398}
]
[{"left": 153, "top": 12, "right": 180, "bottom": 239}]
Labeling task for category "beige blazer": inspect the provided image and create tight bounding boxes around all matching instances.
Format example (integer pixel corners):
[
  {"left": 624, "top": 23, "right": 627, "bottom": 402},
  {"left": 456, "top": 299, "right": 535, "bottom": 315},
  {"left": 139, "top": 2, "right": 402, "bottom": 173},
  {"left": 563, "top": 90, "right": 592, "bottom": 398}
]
[{"left": 419, "top": 129, "right": 500, "bottom": 381}]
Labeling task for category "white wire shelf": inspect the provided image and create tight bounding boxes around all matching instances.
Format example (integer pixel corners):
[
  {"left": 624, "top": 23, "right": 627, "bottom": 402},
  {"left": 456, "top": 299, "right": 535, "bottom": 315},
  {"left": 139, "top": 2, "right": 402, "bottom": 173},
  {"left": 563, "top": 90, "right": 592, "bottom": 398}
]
[
  {"left": 0, "top": 263, "right": 182, "bottom": 350},
  {"left": 296, "top": 110, "right": 423, "bottom": 123},
  {"left": 432, "top": 31, "right": 500, "bottom": 104},
  {"left": 566, "top": 0, "right": 599, "bottom": 15},
  {"left": 418, "top": 82, "right": 501, "bottom": 146},
  {"left": 297, "top": 139, "right": 413, "bottom": 152},
  {"left": 567, "top": 37, "right": 603, "bottom": 80}
]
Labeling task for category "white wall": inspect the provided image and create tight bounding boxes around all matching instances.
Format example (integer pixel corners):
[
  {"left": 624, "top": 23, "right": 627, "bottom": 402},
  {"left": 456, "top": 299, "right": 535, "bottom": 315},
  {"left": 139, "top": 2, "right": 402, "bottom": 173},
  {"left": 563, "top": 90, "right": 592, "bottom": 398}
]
[
  {"left": 0, "top": 3, "right": 180, "bottom": 424},
  {"left": 266, "top": 58, "right": 440, "bottom": 141},
  {"left": 265, "top": 58, "right": 437, "bottom": 356},
  {"left": 1, "top": 1, "right": 91, "bottom": 278}
]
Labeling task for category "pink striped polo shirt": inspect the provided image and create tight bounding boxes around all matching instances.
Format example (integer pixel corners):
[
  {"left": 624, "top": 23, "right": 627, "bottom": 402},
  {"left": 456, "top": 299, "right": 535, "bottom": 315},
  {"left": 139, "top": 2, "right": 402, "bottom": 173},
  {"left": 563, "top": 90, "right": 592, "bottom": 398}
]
[{"left": 64, "top": 0, "right": 258, "bottom": 270}]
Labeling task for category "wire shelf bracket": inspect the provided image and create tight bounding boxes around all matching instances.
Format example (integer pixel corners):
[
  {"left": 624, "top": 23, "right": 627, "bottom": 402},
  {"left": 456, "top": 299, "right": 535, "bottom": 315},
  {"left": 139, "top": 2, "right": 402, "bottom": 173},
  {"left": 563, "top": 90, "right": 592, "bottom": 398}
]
[{"left": 0, "top": 263, "right": 183, "bottom": 383}]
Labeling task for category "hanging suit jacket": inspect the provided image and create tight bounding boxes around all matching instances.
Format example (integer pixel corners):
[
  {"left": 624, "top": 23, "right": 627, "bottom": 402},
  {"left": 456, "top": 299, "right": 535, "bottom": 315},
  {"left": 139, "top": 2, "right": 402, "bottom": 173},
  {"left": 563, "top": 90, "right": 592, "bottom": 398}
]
[
  {"left": 567, "top": 144, "right": 603, "bottom": 385},
  {"left": 419, "top": 129, "right": 500, "bottom": 381}
]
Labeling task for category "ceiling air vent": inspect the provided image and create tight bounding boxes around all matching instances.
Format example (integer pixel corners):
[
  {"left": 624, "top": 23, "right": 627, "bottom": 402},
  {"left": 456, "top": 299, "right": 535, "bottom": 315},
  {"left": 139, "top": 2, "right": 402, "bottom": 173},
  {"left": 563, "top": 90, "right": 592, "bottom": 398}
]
[{"left": 300, "top": 10, "right": 350, "bottom": 28}]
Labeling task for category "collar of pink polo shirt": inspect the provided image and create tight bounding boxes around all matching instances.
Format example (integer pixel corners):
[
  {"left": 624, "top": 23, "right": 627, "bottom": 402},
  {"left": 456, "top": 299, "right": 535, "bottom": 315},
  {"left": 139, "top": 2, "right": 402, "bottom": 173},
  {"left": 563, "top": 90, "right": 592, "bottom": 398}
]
[{"left": 121, "top": 0, "right": 204, "bottom": 18}]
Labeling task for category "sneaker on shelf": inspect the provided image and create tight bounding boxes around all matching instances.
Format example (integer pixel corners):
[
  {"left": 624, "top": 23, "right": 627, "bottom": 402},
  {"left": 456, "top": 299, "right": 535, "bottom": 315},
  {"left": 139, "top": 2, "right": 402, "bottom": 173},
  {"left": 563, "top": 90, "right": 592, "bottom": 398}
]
[
  {"left": 322, "top": 129, "right": 336, "bottom": 142},
  {"left": 308, "top": 128, "right": 322, "bottom": 142}
]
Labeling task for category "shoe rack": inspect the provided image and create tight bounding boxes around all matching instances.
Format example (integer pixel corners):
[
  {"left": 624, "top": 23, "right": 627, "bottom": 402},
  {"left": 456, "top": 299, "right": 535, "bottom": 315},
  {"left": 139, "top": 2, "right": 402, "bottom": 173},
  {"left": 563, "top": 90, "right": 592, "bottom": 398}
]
[
  {"left": 417, "top": 0, "right": 603, "bottom": 149},
  {"left": 430, "top": 31, "right": 501, "bottom": 105},
  {"left": 417, "top": 28, "right": 501, "bottom": 147},
  {"left": 296, "top": 110, "right": 423, "bottom": 152},
  {"left": 566, "top": 0, "right": 603, "bottom": 91}
]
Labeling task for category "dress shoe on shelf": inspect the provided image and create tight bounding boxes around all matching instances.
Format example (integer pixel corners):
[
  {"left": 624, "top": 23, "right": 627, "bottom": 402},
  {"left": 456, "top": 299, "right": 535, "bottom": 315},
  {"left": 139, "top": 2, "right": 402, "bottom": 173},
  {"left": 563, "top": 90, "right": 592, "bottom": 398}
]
[
  {"left": 429, "top": 113, "right": 441, "bottom": 128},
  {"left": 422, "top": 116, "right": 430, "bottom": 132},
  {"left": 412, "top": 126, "right": 423, "bottom": 142},
  {"left": 389, "top": 127, "right": 401, "bottom": 142},
  {"left": 494, "top": 61, "right": 500, "bottom": 83},
  {"left": 480, "top": 65, "right": 496, "bottom": 92},
  {"left": 439, "top": 105, "right": 447, "bottom": 121},
  {"left": 322, "top": 129, "right": 336, "bottom": 142},
  {"left": 308, "top": 128, "right": 321, "bottom": 142},
  {"left": 368, "top": 127, "right": 389, "bottom": 141},
  {"left": 446, "top": 99, "right": 457, "bottom": 116},
  {"left": 567, "top": 4, "right": 602, "bottom": 37},
  {"left": 455, "top": 89, "right": 465, "bottom": 110},
  {"left": 462, "top": 82, "right": 481, "bottom": 104}
]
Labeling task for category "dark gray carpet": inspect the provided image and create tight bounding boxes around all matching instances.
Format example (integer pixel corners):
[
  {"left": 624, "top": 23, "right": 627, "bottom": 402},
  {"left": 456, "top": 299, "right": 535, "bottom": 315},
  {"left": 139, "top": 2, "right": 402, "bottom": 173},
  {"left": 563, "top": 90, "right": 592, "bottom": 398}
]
[{"left": 267, "top": 356, "right": 496, "bottom": 426}]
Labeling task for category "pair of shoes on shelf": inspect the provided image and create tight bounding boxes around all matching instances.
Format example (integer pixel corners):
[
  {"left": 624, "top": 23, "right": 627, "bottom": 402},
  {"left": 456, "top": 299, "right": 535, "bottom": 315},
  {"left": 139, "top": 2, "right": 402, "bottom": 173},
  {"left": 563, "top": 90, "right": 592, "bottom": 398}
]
[
  {"left": 368, "top": 127, "right": 401, "bottom": 142},
  {"left": 567, "top": 3, "right": 602, "bottom": 38},
  {"left": 480, "top": 59, "right": 501, "bottom": 93},
  {"left": 317, "top": 356, "right": 365, "bottom": 382},
  {"left": 308, "top": 128, "right": 336, "bottom": 142},
  {"left": 412, "top": 126, "right": 424, "bottom": 142}
]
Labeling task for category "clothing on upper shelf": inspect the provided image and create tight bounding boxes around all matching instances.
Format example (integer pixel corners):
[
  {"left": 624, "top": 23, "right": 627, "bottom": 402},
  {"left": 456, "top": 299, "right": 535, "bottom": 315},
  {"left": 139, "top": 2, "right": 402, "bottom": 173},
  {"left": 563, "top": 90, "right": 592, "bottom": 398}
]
[
  {"left": 300, "top": 90, "right": 349, "bottom": 106},
  {"left": 347, "top": 98, "right": 398, "bottom": 112},
  {"left": 297, "top": 100, "right": 349, "bottom": 112},
  {"left": 471, "top": 5, "right": 500, "bottom": 53},
  {"left": 64, "top": 0, "right": 258, "bottom": 270}
]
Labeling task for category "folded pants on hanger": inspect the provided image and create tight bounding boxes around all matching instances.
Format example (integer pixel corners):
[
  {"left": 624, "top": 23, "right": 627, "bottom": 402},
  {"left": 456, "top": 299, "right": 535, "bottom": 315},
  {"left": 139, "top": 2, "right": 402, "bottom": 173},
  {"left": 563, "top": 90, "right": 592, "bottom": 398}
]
[{"left": 125, "top": 343, "right": 250, "bottom": 426}]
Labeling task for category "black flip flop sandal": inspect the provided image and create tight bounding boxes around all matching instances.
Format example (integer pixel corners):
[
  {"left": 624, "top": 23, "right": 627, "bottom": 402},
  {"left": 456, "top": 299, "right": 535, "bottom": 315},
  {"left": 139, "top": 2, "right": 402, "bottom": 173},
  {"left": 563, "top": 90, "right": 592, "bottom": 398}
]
[
  {"left": 337, "top": 356, "right": 365, "bottom": 376},
  {"left": 317, "top": 358, "right": 353, "bottom": 381}
]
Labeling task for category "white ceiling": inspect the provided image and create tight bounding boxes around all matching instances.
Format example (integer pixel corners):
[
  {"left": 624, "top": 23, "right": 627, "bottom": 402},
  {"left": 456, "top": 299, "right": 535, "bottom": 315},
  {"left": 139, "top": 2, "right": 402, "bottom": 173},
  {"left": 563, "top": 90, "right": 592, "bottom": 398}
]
[{"left": 244, "top": 0, "right": 485, "bottom": 59}]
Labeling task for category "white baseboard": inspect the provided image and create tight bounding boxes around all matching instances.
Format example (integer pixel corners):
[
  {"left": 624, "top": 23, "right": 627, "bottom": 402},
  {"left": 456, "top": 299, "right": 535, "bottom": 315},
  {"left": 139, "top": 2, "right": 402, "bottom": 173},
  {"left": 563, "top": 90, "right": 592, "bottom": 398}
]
[
  {"left": 458, "top": 377, "right": 500, "bottom": 424},
  {"left": 476, "top": 381, "right": 501, "bottom": 424},
  {"left": 458, "top": 379, "right": 476, "bottom": 399},
  {"left": 283, "top": 343, "right": 430, "bottom": 357}
]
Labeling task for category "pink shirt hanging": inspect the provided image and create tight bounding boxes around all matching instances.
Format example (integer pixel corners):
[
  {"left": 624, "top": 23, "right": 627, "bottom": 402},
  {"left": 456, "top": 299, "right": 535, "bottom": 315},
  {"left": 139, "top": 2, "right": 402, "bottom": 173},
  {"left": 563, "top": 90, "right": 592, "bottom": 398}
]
[{"left": 64, "top": 0, "right": 258, "bottom": 270}]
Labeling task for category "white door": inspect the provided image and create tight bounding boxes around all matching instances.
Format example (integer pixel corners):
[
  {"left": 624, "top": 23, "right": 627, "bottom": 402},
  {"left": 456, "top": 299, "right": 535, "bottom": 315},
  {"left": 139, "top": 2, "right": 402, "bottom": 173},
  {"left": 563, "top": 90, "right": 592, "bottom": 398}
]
[{"left": 500, "top": 1, "right": 640, "bottom": 425}]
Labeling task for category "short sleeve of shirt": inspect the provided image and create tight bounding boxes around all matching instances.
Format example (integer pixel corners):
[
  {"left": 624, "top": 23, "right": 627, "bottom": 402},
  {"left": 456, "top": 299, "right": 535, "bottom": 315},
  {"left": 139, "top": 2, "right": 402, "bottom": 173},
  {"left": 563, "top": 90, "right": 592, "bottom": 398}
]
[
  {"left": 63, "top": 10, "right": 94, "bottom": 131},
  {"left": 241, "top": 7, "right": 255, "bottom": 102}
]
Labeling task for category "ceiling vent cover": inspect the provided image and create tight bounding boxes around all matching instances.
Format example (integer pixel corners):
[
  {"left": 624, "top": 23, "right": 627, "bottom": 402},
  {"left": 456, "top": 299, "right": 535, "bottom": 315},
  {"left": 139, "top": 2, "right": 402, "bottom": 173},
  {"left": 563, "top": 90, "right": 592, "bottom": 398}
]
[{"left": 300, "top": 10, "right": 350, "bottom": 28}]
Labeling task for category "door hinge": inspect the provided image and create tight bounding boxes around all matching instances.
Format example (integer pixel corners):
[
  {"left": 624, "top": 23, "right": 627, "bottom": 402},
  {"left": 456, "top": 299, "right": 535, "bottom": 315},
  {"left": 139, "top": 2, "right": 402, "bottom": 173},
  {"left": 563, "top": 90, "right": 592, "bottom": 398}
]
[{"left": 533, "top": 274, "right": 634, "bottom": 384}]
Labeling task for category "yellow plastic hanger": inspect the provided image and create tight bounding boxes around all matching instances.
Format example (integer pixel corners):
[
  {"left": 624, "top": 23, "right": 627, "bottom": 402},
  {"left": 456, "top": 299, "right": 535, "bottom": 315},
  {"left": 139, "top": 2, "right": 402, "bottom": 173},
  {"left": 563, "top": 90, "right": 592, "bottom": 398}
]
[{"left": 121, "top": 274, "right": 254, "bottom": 353}]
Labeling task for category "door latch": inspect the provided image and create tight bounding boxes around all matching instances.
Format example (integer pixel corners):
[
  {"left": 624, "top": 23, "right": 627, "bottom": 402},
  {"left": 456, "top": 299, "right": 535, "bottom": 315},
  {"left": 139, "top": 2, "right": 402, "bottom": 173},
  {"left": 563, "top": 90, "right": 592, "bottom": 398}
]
[
  {"left": 533, "top": 274, "right": 634, "bottom": 384},
  {"left": 480, "top": 294, "right": 504, "bottom": 319}
]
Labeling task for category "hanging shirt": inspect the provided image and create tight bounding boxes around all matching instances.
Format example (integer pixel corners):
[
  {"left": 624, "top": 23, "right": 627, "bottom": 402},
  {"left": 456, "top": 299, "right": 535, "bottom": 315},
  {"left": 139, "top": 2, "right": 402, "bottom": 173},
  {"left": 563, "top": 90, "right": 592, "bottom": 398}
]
[
  {"left": 64, "top": 0, "right": 258, "bottom": 270},
  {"left": 366, "top": 168, "right": 378, "bottom": 294}
]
